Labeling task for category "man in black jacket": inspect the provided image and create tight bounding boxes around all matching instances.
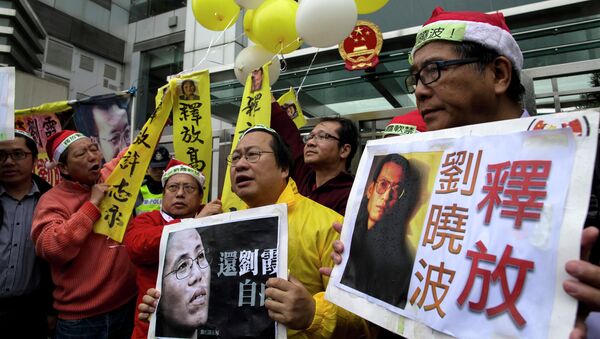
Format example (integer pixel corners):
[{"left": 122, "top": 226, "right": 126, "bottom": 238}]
[{"left": 0, "top": 129, "right": 55, "bottom": 338}]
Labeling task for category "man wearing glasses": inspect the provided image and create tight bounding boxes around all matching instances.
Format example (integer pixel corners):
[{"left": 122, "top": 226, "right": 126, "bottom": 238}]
[
  {"left": 341, "top": 154, "right": 418, "bottom": 309},
  {"left": 124, "top": 159, "right": 221, "bottom": 339},
  {"left": 270, "top": 96, "right": 359, "bottom": 215},
  {"left": 0, "top": 130, "right": 55, "bottom": 338}
]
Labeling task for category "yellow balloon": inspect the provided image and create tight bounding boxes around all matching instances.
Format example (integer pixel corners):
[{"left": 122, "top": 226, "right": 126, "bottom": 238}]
[
  {"left": 192, "top": 0, "right": 240, "bottom": 31},
  {"left": 252, "top": 0, "right": 302, "bottom": 54},
  {"left": 243, "top": 10, "right": 257, "bottom": 43},
  {"left": 355, "top": 0, "right": 388, "bottom": 14}
]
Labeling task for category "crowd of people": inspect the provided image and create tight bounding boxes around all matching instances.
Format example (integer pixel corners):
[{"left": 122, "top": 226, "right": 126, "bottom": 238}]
[{"left": 1, "top": 6, "right": 599, "bottom": 339}]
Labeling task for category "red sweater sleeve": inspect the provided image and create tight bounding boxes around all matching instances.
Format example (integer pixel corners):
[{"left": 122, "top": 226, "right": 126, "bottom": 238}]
[
  {"left": 123, "top": 212, "right": 164, "bottom": 266},
  {"left": 270, "top": 102, "right": 312, "bottom": 183},
  {"left": 31, "top": 198, "right": 100, "bottom": 265}
]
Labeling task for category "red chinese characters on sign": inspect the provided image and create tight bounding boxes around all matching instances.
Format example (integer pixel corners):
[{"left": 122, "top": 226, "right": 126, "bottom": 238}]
[
  {"left": 477, "top": 160, "right": 551, "bottom": 228},
  {"left": 436, "top": 150, "right": 482, "bottom": 195},
  {"left": 457, "top": 241, "right": 534, "bottom": 327},
  {"left": 422, "top": 204, "right": 469, "bottom": 254},
  {"left": 409, "top": 258, "right": 456, "bottom": 318}
]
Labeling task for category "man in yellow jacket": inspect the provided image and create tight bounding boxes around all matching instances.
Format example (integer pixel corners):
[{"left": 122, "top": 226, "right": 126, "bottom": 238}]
[{"left": 139, "top": 126, "right": 371, "bottom": 338}]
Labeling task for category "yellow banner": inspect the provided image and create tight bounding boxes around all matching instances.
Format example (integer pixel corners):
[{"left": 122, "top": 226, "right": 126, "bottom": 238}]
[
  {"left": 93, "top": 82, "right": 176, "bottom": 242},
  {"left": 221, "top": 63, "right": 272, "bottom": 212},
  {"left": 277, "top": 87, "right": 307, "bottom": 128},
  {"left": 15, "top": 100, "right": 71, "bottom": 115},
  {"left": 172, "top": 71, "right": 212, "bottom": 203}
]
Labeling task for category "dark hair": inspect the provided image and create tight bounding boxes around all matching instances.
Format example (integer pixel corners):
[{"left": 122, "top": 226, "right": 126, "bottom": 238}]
[
  {"left": 73, "top": 96, "right": 130, "bottom": 139},
  {"left": 15, "top": 134, "right": 38, "bottom": 159},
  {"left": 243, "top": 128, "right": 293, "bottom": 174},
  {"left": 356, "top": 153, "right": 419, "bottom": 232},
  {"left": 453, "top": 41, "right": 525, "bottom": 103},
  {"left": 319, "top": 117, "right": 359, "bottom": 170},
  {"left": 181, "top": 79, "right": 196, "bottom": 90}
]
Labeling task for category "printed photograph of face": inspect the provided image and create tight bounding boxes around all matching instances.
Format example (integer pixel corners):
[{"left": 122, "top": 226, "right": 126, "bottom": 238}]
[
  {"left": 250, "top": 68, "right": 264, "bottom": 93},
  {"left": 281, "top": 102, "right": 298, "bottom": 120},
  {"left": 157, "top": 228, "right": 211, "bottom": 338},
  {"left": 180, "top": 79, "right": 200, "bottom": 101},
  {"left": 341, "top": 153, "right": 421, "bottom": 308},
  {"left": 92, "top": 103, "right": 131, "bottom": 162},
  {"left": 73, "top": 96, "right": 132, "bottom": 163}
]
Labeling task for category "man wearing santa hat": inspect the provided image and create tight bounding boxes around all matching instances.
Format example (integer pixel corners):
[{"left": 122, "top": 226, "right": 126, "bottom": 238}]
[
  {"left": 382, "top": 109, "right": 427, "bottom": 138},
  {"left": 31, "top": 130, "right": 137, "bottom": 338},
  {"left": 328, "top": 7, "right": 599, "bottom": 338},
  {"left": 124, "top": 158, "right": 222, "bottom": 339}
]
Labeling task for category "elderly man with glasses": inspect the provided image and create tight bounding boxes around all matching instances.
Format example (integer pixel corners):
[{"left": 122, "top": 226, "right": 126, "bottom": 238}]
[
  {"left": 270, "top": 95, "right": 359, "bottom": 215},
  {"left": 0, "top": 130, "right": 55, "bottom": 338},
  {"left": 124, "top": 159, "right": 221, "bottom": 339}
]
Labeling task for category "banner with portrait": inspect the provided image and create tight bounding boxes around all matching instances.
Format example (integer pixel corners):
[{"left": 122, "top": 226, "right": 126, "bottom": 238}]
[
  {"left": 0, "top": 67, "right": 15, "bottom": 141},
  {"left": 277, "top": 88, "right": 306, "bottom": 129},
  {"left": 72, "top": 92, "right": 133, "bottom": 163},
  {"left": 93, "top": 83, "right": 175, "bottom": 242},
  {"left": 14, "top": 101, "right": 73, "bottom": 186},
  {"left": 172, "top": 71, "right": 212, "bottom": 204},
  {"left": 222, "top": 63, "right": 272, "bottom": 212},
  {"left": 326, "top": 111, "right": 599, "bottom": 339},
  {"left": 149, "top": 204, "right": 288, "bottom": 339}
]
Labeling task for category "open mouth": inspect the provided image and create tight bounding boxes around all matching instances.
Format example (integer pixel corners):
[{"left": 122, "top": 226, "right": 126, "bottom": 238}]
[
  {"left": 90, "top": 164, "right": 100, "bottom": 172},
  {"left": 235, "top": 174, "right": 252, "bottom": 185},
  {"left": 190, "top": 287, "right": 207, "bottom": 305}
]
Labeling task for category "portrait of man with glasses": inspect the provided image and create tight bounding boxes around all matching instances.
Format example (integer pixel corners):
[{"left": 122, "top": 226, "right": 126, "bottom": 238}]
[{"left": 341, "top": 153, "right": 420, "bottom": 308}]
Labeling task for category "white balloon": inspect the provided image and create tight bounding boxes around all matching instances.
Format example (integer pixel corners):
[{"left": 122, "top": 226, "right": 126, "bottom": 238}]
[
  {"left": 296, "top": 0, "right": 357, "bottom": 48},
  {"left": 234, "top": 45, "right": 280, "bottom": 86},
  {"left": 235, "top": 0, "right": 264, "bottom": 9}
]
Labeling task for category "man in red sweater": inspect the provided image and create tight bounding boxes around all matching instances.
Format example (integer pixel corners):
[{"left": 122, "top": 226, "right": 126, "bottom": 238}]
[
  {"left": 31, "top": 130, "right": 137, "bottom": 338},
  {"left": 270, "top": 97, "right": 359, "bottom": 215},
  {"left": 124, "top": 159, "right": 222, "bottom": 339}
]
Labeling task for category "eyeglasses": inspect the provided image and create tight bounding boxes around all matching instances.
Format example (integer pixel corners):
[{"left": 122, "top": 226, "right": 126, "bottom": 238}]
[
  {"left": 227, "top": 150, "right": 273, "bottom": 166},
  {"left": 303, "top": 132, "right": 341, "bottom": 144},
  {"left": 164, "top": 251, "right": 210, "bottom": 280},
  {"left": 405, "top": 58, "right": 480, "bottom": 94},
  {"left": 375, "top": 179, "right": 406, "bottom": 199},
  {"left": 0, "top": 150, "right": 32, "bottom": 162},
  {"left": 165, "top": 183, "right": 198, "bottom": 194}
]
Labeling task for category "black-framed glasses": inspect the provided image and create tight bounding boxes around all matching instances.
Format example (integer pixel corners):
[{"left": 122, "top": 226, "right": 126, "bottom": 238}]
[
  {"left": 303, "top": 132, "right": 341, "bottom": 144},
  {"left": 405, "top": 58, "right": 480, "bottom": 93},
  {"left": 227, "top": 150, "right": 273, "bottom": 166},
  {"left": 375, "top": 179, "right": 406, "bottom": 199},
  {"left": 165, "top": 183, "right": 198, "bottom": 194},
  {"left": 164, "top": 251, "right": 210, "bottom": 280},
  {"left": 0, "top": 150, "right": 32, "bottom": 162}
]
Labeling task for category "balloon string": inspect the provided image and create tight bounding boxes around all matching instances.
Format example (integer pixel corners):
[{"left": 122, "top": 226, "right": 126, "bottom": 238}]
[
  {"left": 296, "top": 48, "right": 319, "bottom": 98},
  {"left": 174, "top": 15, "right": 238, "bottom": 78}
]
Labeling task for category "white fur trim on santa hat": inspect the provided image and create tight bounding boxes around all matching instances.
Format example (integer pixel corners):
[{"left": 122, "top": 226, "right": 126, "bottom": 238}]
[
  {"left": 53, "top": 132, "right": 86, "bottom": 163},
  {"left": 410, "top": 20, "right": 523, "bottom": 71},
  {"left": 161, "top": 165, "right": 205, "bottom": 188}
]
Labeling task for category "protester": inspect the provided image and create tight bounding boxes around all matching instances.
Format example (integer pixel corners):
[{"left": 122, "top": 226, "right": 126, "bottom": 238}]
[
  {"left": 156, "top": 228, "right": 211, "bottom": 338},
  {"left": 0, "top": 130, "right": 55, "bottom": 338},
  {"left": 138, "top": 126, "right": 371, "bottom": 338},
  {"left": 326, "top": 7, "right": 600, "bottom": 338},
  {"left": 341, "top": 154, "right": 418, "bottom": 308},
  {"left": 31, "top": 130, "right": 136, "bottom": 338},
  {"left": 134, "top": 145, "right": 171, "bottom": 215},
  {"left": 270, "top": 96, "right": 359, "bottom": 215},
  {"left": 124, "top": 158, "right": 222, "bottom": 339},
  {"left": 383, "top": 109, "right": 427, "bottom": 137}
]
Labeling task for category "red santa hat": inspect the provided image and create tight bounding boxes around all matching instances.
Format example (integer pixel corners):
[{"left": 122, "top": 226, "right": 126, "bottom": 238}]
[
  {"left": 14, "top": 129, "right": 35, "bottom": 143},
  {"left": 410, "top": 7, "right": 523, "bottom": 71},
  {"left": 45, "top": 130, "right": 87, "bottom": 162},
  {"left": 161, "top": 159, "right": 206, "bottom": 188},
  {"left": 384, "top": 110, "right": 427, "bottom": 136}
]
